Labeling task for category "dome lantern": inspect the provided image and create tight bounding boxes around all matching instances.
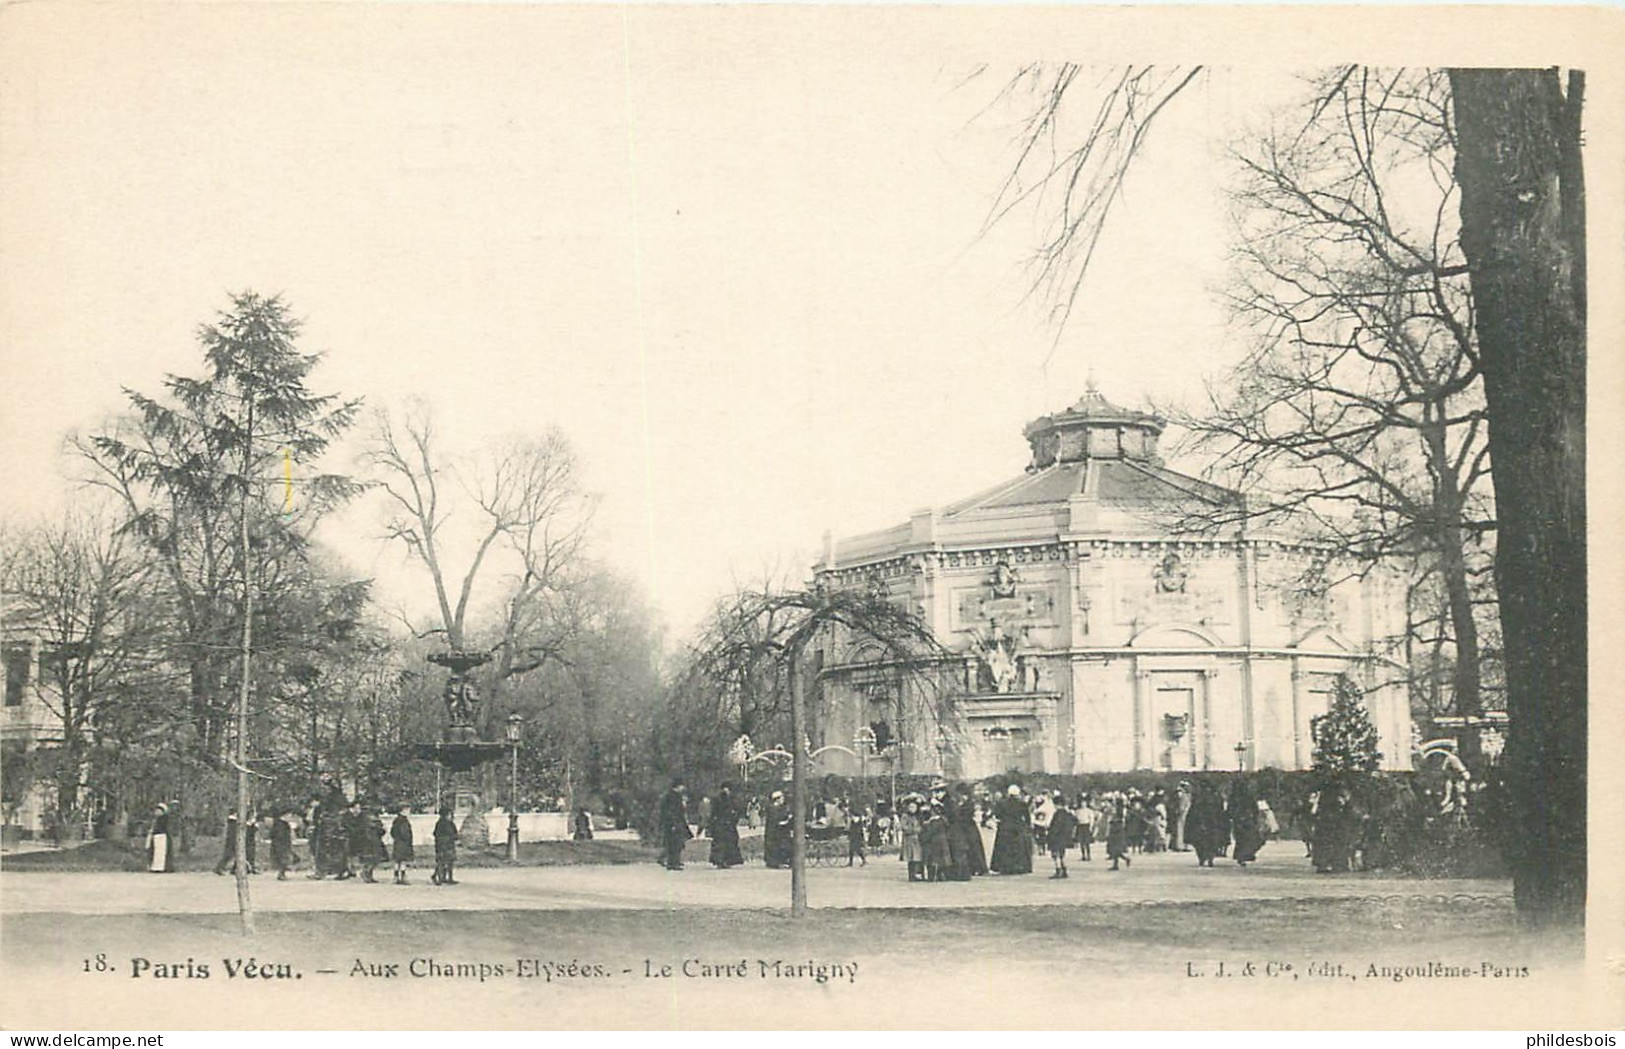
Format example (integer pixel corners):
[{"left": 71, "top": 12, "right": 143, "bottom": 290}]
[{"left": 1022, "top": 387, "right": 1165, "bottom": 469}]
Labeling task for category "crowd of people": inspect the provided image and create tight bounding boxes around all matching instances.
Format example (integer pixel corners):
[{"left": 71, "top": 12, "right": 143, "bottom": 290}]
[
  {"left": 648, "top": 777, "right": 1289, "bottom": 880},
  {"left": 145, "top": 780, "right": 463, "bottom": 886},
  {"left": 139, "top": 773, "right": 1422, "bottom": 883}
]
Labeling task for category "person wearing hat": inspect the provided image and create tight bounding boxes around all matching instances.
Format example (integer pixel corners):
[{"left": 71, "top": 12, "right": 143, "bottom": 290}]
[
  {"left": 1046, "top": 791, "right": 1079, "bottom": 878},
  {"left": 342, "top": 800, "right": 371, "bottom": 881},
  {"left": 707, "top": 784, "right": 744, "bottom": 868},
  {"left": 1106, "top": 796, "right": 1132, "bottom": 870},
  {"left": 145, "top": 803, "right": 174, "bottom": 873},
  {"left": 658, "top": 781, "right": 692, "bottom": 870},
  {"left": 431, "top": 806, "right": 458, "bottom": 885},
  {"left": 949, "top": 786, "right": 987, "bottom": 877},
  {"left": 990, "top": 784, "right": 1033, "bottom": 875},
  {"left": 845, "top": 801, "right": 868, "bottom": 867},
  {"left": 921, "top": 802, "right": 952, "bottom": 882},
  {"left": 1072, "top": 794, "right": 1094, "bottom": 863},
  {"left": 390, "top": 805, "right": 414, "bottom": 884},
  {"left": 1030, "top": 790, "right": 1052, "bottom": 853},
  {"left": 1187, "top": 781, "right": 1230, "bottom": 867},
  {"left": 899, "top": 798, "right": 924, "bottom": 882},
  {"left": 1171, "top": 781, "right": 1193, "bottom": 851}
]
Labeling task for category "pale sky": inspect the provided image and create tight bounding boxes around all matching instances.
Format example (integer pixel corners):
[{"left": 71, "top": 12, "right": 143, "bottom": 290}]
[{"left": 1, "top": 6, "right": 1300, "bottom": 639}]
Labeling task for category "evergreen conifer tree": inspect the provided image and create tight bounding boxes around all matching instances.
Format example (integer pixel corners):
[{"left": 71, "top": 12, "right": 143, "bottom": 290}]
[{"left": 1310, "top": 675, "right": 1383, "bottom": 774}]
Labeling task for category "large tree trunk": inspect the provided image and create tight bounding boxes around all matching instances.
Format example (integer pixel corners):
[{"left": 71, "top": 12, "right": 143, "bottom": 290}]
[{"left": 1449, "top": 68, "right": 1586, "bottom": 927}]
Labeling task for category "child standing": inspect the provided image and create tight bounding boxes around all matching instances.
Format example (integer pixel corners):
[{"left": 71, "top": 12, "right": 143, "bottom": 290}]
[
  {"left": 1107, "top": 797, "right": 1132, "bottom": 871},
  {"left": 847, "top": 807, "right": 868, "bottom": 867},
  {"left": 390, "top": 806, "right": 414, "bottom": 884},
  {"left": 921, "top": 804, "right": 952, "bottom": 882},
  {"left": 1046, "top": 793, "right": 1079, "bottom": 879},
  {"left": 900, "top": 800, "right": 924, "bottom": 882}
]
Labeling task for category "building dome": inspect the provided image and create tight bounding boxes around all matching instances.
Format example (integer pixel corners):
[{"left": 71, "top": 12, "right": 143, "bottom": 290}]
[
  {"left": 1023, "top": 385, "right": 1166, "bottom": 468},
  {"left": 811, "top": 388, "right": 1410, "bottom": 779}
]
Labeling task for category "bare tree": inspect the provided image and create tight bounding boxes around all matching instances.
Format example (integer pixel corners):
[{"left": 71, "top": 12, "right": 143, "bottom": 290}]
[
  {"left": 673, "top": 583, "right": 944, "bottom": 915},
  {"left": 984, "top": 62, "right": 1588, "bottom": 926},
  {"left": 1164, "top": 69, "right": 1494, "bottom": 755},
  {"left": 0, "top": 507, "right": 162, "bottom": 837},
  {"left": 983, "top": 63, "right": 1204, "bottom": 355},
  {"left": 364, "top": 402, "right": 595, "bottom": 715}
]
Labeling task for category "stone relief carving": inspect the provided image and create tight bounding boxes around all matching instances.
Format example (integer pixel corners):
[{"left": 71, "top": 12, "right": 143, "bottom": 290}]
[
  {"left": 990, "top": 559, "right": 1020, "bottom": 599},
  {"left": 974, "top": 625, "right": 1020, "bottom": 694},
  {"left": 1153, "top": 550, "right": 1189, "bottom": 593}
]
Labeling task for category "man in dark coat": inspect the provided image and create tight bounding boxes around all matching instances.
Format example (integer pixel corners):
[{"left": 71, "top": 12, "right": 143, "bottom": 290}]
[
  {"left": 344, "top": 801, "right": 374, "bottom": 881},
  {"left": 658, "top": 782, "right": 692, "bottom": 870},
  {"left": 305, "top": 798, "right": 326, "bottom": 878},
  {"left": 989, "top": 785, "right": 1033, "bottom": 875},
  {"left": 320, "top": 787, "right": 352, "bottom": 878},
  {"left": 707, "top": 785, "right": 744, "bottom": 868},
  {"left": 214, "top": 810, "right": 241, "bottom": 876},
  {"left": 921, "top": 804, "right": 952, "bottom": 882},
  {"left": 390, "top": 807, "right": 414, "bottom": 884},
  {"left": 271, "top": 810, "right": 296, "bottom": 880},
  {"left": 432, "top": 807, "right": 458, "bottom": 885}
]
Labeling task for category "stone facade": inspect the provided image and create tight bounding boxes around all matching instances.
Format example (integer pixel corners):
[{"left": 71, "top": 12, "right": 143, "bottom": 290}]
[
  {"left": 811, "top": 389, "right": 1411, "bottom": 778},
  {"left": 1, "top": 629, "right": 64, "bottom": 838}
]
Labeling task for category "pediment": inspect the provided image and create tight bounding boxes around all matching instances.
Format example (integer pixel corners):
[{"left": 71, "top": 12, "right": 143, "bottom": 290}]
[
  {"left": 1291, "top": 626, "right": 1356, "bottom": 652},
  {"left": 1127, "top": 622, "right": 1223, "bottom": 648}
]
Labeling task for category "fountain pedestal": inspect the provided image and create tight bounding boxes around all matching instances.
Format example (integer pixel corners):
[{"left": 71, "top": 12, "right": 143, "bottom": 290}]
[{"left": 414, "top": 649, "right": 512, "bottom": 828}]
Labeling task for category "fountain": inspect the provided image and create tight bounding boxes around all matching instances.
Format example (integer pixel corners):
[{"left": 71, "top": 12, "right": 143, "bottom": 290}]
[{"left": 412, "top": 649, "right": 512, "bottom": 846}]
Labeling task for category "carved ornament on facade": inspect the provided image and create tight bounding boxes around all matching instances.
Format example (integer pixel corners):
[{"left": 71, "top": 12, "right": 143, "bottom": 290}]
[
  {"left": 990, "top": 559, "right": 1019, "bottom": 599},
  {"left": 973, "top": 624, "right": 1022, "bottom": 694},
  {"left": 1153, "top": 550, "right": 1190, "bottom": 593}
]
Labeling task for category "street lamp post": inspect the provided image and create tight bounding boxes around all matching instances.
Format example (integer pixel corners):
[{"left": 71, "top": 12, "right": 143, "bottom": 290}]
[
  {"left": 1234, "top": 740, "right": 1247, "bottom": 772},
  {"left": 506, "top": 713, "right": 524, "bottom": 861},
  {"left": 853, "top": 726, "right": 875, "bottom": 795}
]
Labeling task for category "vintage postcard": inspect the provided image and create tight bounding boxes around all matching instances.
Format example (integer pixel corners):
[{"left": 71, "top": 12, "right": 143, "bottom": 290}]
[{"left": 0, "top": 1, "right": 1621, "bottom": 1031}]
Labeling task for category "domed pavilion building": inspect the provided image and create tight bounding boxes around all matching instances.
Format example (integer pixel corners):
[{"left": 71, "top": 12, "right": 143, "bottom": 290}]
[{"left": 810, "top": 387, "right": 1411, "bottom": 778}]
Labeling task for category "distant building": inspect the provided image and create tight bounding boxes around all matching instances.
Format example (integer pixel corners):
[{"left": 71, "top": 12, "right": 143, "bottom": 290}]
[
  {"left": 2, "top": 625, "right": 61, "bottom": 838},
  {"left": 811, "top": 388, "right": 1411, "bottom": 778}
]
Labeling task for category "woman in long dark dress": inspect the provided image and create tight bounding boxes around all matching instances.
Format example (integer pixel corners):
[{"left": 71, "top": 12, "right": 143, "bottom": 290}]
[
  {"left": 1311, "top": 784, "right": 1357, "bottom": 873},
  {"left": 955, "top": 791, "right": 988, "bottom": 876},
  {"left": 1229, "top": 781, "right": 1266, "bottom": 866},
  {"left": 989, "top": 786, "right": 1033, "bottom": 875},
  {"left": 1186, "top": 783, "right": 1229, "bottom": 867},
  {"left": 707, "top": 786, "right": 744, "bottom": 868},
  {"left": 272, "top": 810, "right": 296, "bottom": 880},
  {"left": 763, "top": 792, "right": 791, "bottom": 869}
]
